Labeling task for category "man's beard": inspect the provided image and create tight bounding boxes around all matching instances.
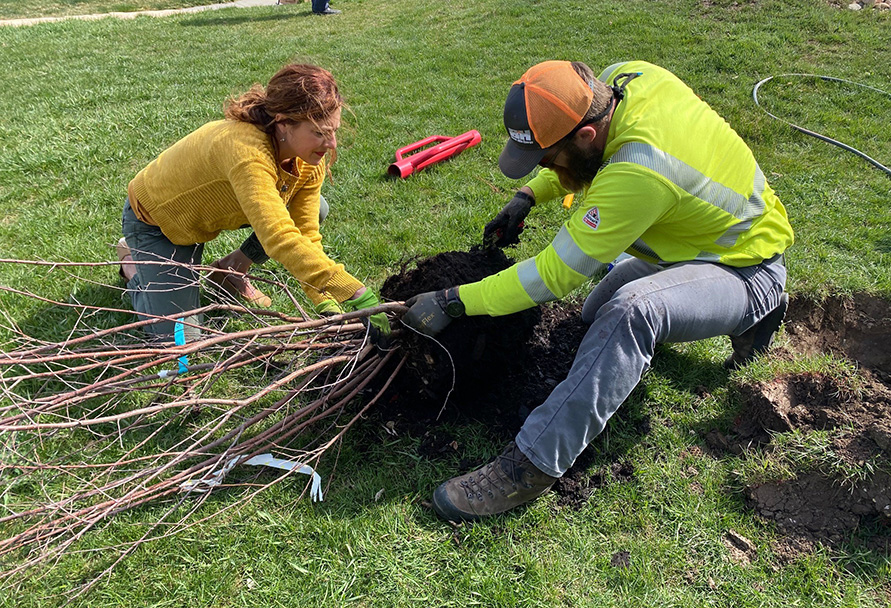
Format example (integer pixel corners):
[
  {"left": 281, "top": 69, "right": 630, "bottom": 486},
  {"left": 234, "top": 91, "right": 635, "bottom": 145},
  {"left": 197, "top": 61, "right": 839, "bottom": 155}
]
[{"left": 552, "top": 139, "right": 605, "bottom": 193}]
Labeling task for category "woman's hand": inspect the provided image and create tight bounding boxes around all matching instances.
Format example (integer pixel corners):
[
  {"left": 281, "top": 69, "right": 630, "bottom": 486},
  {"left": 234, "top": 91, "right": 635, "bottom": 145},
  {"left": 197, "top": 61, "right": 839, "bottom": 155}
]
[
  {"left": 207, "top": 249, "right": 272, "bottom": 308},
  {"left": 344, "top": 289, "right": 391, "bottom": 347}
]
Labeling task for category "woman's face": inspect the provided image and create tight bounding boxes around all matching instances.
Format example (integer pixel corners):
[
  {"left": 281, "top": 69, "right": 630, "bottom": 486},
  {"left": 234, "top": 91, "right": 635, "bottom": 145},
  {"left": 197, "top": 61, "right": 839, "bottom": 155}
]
[{"left": 275, "top": 107, "right": 341, "bottom": 165}]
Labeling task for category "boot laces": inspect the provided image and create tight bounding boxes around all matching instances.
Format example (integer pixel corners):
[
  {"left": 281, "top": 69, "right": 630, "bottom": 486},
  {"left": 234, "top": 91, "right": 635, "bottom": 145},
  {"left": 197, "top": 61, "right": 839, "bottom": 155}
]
[{"left": 458, "top": 447, "right": 532, "bottom": 501}]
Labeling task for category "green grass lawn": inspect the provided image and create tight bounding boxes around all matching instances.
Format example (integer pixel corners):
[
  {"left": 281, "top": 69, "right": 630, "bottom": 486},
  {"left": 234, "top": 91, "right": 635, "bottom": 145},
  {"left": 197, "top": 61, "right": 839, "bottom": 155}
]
[
  {"left": 0, "top": 0, "right": 890, "bottom": 606},
  {"left": 0, "top": 0, "right": 237, "bottom": 20}
]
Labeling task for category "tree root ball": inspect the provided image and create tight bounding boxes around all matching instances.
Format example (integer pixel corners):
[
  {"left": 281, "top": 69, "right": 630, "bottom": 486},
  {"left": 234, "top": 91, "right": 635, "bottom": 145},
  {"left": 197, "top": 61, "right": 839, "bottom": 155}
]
[{"left": 381, "top": 247, "right": 541, "bottom": 409}]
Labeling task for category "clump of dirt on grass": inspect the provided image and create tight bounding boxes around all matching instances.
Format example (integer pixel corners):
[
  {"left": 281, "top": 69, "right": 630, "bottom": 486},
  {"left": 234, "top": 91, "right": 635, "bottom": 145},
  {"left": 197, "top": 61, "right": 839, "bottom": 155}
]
[
  {"left": 379, "top": 247, "right": 614, "bottom": 509},
  {"left": 719, "top": 293, "right": 891, "bottom": 554},
  {"left": 554, "top": 458, "right": 636, "bottom": 510},
  {"left": 376, "top": 248, "right": 592, "bottom": 445},
  {"left": 736, "top": 370, "right": 891, "bottom": 547}
]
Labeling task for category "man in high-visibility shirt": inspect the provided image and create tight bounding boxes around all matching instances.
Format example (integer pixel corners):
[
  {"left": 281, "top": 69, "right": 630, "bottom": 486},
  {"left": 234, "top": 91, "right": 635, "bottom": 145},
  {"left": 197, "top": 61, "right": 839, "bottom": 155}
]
[{"left": 404, "top": 60, "right": 793, "bottom": 522}]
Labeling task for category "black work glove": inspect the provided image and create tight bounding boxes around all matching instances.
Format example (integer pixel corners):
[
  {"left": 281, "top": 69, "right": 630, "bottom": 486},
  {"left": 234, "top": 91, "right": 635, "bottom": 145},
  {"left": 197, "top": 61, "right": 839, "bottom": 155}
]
[
  {"left": 403, "top": 288, "right": 465, "bottom": 337},
  {"left": 483, "top": 191, "right": 535, "bottom": 249}
]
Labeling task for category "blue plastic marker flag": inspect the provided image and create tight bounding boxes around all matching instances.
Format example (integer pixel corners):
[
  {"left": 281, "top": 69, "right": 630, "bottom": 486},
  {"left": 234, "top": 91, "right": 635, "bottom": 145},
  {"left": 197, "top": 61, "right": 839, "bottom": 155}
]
[{"left": 174, "top": 318, "right": 189, "bottom": 374}]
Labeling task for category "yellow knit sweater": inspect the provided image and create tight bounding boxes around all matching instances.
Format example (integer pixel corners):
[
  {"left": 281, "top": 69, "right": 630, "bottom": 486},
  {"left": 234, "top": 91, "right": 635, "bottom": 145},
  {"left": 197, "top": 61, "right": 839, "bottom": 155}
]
[{"left": 128, "top": 120, "right": 364, "bottom": 304}]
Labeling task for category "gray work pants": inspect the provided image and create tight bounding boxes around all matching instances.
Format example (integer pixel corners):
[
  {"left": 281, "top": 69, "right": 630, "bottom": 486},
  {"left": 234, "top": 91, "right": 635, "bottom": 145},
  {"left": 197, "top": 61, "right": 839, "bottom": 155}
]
[
  {"left": 122, "top": 200, "right": 205, "bottom": 341},
  {"left": 120, "top": 196, "right": 330, "bottom": 341},
  {"left": 515, "top": 256, "right": 787, "bottom": 477}
]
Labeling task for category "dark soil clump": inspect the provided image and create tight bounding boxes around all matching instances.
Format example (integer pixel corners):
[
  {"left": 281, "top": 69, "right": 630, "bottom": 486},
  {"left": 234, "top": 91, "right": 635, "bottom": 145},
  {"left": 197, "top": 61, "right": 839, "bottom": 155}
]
[
  {"left": 380, "top": 248, "right": 541, "bottom": 417},
  {"left": 376, "top": 247, "right": 604, "bottom": 508},
  {"left": 378, "top": 249, "right": 594, "bottom": 441},
  {"left": 554, "top": 456, "right": 635, "bottom": 510}
]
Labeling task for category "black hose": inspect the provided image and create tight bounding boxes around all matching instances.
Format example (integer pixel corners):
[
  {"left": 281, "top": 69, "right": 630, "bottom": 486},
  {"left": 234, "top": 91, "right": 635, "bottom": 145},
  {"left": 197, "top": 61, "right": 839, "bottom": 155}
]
[{"left": 752, "top": 73, "right": 891, "bottom": 178}]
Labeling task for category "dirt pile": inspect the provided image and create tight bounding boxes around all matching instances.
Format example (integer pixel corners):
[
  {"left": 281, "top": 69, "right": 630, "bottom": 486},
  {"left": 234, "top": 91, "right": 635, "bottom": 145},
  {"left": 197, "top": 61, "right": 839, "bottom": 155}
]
[
  {"left": 376, "top": 249, "right": 591, "bottom": 460},
  {"left": 714, "top": 293, "right": 891, "bottom": 551},
  {"left": 733, "top": 371, "right": 891, "bottom": 548},
  {"left": 380, "top": 248, "right": 541, "bottom": 416}
]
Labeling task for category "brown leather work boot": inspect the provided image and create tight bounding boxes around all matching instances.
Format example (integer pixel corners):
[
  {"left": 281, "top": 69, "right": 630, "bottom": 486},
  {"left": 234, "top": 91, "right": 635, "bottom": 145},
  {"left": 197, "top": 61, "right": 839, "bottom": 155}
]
[
  {"left": 724, "top": 292, "right": 789, "bottom": 369},
  {"left": 432, "top": 442, "right": 558, "bottom": 522}
]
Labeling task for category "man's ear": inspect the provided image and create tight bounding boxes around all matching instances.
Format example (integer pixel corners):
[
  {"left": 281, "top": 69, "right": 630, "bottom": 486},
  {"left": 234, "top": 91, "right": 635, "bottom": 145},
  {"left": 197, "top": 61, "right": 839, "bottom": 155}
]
[{"left": 575, "top": 124, "right": 598, "bottom": 146}]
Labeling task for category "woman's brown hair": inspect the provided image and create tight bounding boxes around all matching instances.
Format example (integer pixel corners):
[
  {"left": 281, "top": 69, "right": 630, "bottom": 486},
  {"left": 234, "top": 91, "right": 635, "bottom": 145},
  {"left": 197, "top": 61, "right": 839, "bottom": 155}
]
[{"left": 224, "top": 63, "right": 344, "bottom": 134}]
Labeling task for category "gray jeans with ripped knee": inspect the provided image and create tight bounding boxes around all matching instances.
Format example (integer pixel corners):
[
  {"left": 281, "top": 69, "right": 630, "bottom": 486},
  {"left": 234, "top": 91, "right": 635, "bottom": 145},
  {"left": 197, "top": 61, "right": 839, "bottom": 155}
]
[{"left": 515, "top": 256, "right": 787, "bottom": 478}]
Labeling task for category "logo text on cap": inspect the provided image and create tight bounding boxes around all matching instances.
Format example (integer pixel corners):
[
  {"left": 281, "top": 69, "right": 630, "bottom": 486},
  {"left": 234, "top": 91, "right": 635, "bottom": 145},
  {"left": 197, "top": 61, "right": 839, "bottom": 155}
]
[{"left": 508, "top": 128, "right": 534, "bottom": 145}]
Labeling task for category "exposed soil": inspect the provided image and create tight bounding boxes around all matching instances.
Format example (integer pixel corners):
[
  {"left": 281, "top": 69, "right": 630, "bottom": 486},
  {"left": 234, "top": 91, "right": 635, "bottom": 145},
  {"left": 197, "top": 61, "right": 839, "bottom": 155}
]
[
  {"left": 377, "top": 248, "right": 592, "bottom": 447},
  {"left": 377, "top": 252, "right": 891, "bottom": 554},
  {"left": 732, "top": 371, "right": 891, "bottom": 549},
  {"left": 380, "top": 247, "right": 541, "bottom": 416},
  {"left": 377, "top": 249, "right": 614, "bottom": 504},
  {"left": 716, "top": 294, "right": 891, "bottom": 555},
  {"left": 784, "top": 293, "right": 891, "bottom": 381}
]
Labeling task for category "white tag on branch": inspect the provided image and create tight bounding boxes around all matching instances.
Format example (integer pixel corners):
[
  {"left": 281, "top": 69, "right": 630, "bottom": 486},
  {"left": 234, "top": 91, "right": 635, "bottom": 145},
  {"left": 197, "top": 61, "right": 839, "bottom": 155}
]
[
  {"left": 243, "top": 453, "right": 324, "bottom": 502},
  {"left": 179, "top": 455, "right": 240, "bottom": 493},
  {"left": 179, "top": 453, "right": 323, "bottom": 502}
]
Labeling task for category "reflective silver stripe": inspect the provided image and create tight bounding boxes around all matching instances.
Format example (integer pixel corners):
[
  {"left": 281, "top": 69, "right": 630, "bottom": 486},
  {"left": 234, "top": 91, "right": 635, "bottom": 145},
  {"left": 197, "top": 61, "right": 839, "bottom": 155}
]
[
  {"left": 714, "top": 165, "right": 767, "bottom": 248},
  {"left": 628, "top": 238, "right": 660, "bottom": 262},
  {"left": 598, "top": 62, "right": 629, "bottom": 83},
  {"left": 552, "top": 226, "right": 607, "bottom": 278},
  {"left": 609, "top": 142, "right": 768, "bottom": 249},
  {"left": 693, "top": 251, "right": 722, "bottom": 263},
  {"left": 714, "top": 219, "right": 752, "bottom": 248},
  {"left": 517, "top": 258, "right": 557, "bottom": 304}
]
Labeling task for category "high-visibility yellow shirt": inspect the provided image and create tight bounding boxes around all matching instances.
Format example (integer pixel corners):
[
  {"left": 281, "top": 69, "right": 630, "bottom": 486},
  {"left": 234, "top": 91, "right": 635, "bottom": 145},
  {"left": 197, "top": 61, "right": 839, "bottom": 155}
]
[
  {"left": 128, "top": 120, "right": 364, "bottom": 305},
  {"left": 460, "top": 61, "right": 793, "bottom": 317}
]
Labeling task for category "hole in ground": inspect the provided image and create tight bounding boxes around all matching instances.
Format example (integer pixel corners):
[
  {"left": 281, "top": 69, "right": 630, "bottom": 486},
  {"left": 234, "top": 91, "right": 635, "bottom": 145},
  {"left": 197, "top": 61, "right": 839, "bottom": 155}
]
[{"left": 785, "top": 293, "right": 891, "bottom": 377}]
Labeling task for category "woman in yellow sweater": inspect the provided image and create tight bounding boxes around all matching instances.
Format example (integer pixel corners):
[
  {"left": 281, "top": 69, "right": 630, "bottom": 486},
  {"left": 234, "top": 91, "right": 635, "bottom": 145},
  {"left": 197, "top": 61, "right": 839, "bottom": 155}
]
[{"left": 118, "top": 63, "right": 389, "bottom": 341}]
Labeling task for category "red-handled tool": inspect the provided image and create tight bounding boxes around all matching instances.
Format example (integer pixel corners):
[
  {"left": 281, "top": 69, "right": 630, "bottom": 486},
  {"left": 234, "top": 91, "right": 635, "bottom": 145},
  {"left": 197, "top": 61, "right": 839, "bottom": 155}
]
[{"left": 387, "top": 130, "right": 482, "bottom": 178}]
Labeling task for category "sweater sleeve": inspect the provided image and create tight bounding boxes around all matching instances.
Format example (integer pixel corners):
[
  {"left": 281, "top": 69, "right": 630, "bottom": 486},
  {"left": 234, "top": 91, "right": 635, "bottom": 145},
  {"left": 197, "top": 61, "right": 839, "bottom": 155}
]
[
  {"left": 285, "top": 161, "right": 328, "bottom": 260},
  {"left": 227, "top": 155, "right": 363, "bottom": 304}
]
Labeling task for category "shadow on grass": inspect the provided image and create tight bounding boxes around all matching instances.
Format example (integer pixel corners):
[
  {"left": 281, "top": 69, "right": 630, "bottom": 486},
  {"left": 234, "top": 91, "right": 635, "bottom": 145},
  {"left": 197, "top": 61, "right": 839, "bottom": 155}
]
[
  {"left": 875, "top": 234, "right": 891, "bottom": 255},
  {"left": 178, "top": 11, "right": 312, "bottom": 27}
]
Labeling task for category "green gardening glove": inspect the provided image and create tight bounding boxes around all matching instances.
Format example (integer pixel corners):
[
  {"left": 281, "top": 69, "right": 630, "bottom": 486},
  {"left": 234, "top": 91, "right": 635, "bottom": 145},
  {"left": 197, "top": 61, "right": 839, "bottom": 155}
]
[
  {"left": 343, "top": 289, "right": 391, "bottom": 347},
  {"left": 315, "top": 299, "right": 344, "bottom": 317}
]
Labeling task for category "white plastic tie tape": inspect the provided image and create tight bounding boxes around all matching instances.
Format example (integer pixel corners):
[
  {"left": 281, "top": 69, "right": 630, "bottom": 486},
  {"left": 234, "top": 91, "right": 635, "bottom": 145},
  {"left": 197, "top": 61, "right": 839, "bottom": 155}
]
[
  {"left": 243, "top": 454, "right": 323, "bottom": 502},
  {"left": 179, "top": 453, "right": 323, "bottom": 501}
]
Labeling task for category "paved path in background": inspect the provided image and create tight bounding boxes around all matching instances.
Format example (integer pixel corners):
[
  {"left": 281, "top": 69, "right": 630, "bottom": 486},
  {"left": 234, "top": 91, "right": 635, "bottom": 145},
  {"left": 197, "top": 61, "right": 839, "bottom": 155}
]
[{"left": 0, "top": 0, "right": 280, "bottom": 27}]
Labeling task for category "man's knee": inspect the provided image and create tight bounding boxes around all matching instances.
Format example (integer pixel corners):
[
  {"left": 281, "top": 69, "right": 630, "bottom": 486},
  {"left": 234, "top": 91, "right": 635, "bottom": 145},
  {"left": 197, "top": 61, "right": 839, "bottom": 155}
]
[{"left": 581, "top": 258, "right": 659, "bottom": 323}]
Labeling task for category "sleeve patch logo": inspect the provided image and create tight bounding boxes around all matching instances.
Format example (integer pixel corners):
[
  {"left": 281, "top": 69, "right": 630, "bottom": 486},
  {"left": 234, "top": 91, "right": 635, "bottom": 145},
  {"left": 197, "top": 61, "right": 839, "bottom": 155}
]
[{"left": 582, "top": 206, "right": 601, "bottom": 230}]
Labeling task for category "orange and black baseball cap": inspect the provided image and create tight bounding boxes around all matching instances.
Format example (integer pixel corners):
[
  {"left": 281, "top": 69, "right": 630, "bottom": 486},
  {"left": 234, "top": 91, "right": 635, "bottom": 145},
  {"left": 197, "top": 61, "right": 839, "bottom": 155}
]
[{"left": 499, "top": 61, "right": 594, "bottom": 179}]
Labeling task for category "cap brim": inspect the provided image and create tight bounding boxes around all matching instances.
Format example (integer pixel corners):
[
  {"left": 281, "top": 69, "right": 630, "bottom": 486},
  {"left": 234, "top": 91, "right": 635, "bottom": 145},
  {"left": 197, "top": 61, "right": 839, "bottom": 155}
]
[{"left": 499, "top": 139, "right": 548, "bottom": 180}]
